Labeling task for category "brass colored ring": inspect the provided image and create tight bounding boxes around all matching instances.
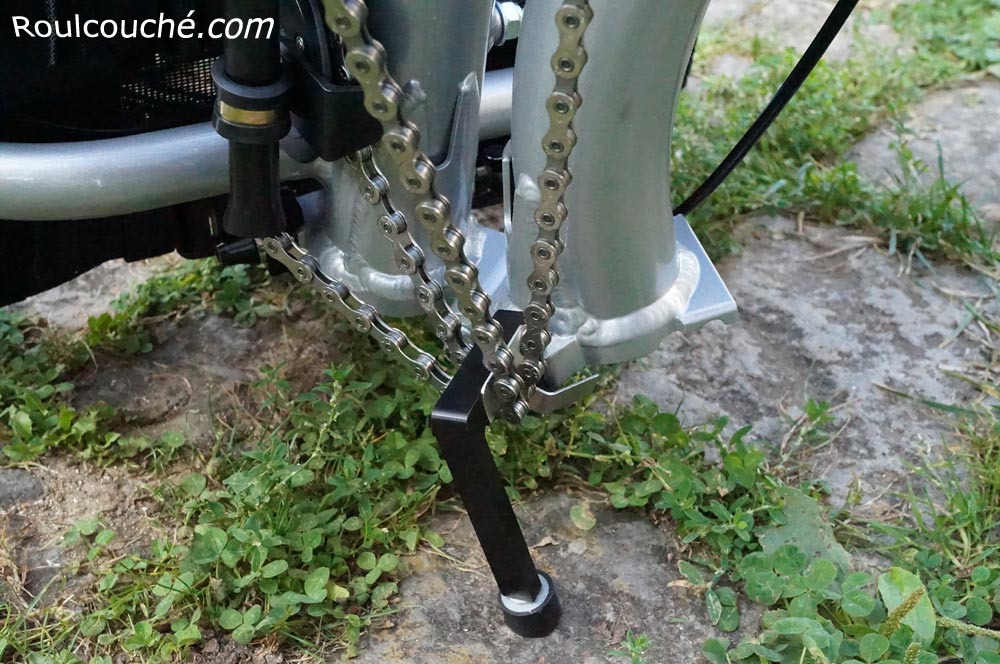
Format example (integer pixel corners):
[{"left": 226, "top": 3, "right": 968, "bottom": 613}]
[{"left": 217, "top": 101, "right": 280, "bottom": 127}]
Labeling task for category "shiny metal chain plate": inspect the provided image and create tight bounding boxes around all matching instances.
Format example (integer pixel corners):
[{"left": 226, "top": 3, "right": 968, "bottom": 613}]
[
  {"left": 346, "top": 146, "right": 470, "bottom": 363},
  {"left": 261, "top": 233, "right": 452, "bottom": 391},
  {"left": 267, "top": 0, "right": 593, "bottom": 422},
  {"left": 520, "top": 1, "right": 591, "bottom": 388}
]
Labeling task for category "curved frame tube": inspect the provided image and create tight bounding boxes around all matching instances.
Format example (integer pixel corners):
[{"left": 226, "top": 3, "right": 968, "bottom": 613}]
[{"left": 0, "top": 68, "right": 514, "bottom": 221}]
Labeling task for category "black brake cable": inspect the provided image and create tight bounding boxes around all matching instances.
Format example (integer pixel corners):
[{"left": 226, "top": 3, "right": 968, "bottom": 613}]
[{"left": 674, "top": 0, "right": 860, "bottom": 217}]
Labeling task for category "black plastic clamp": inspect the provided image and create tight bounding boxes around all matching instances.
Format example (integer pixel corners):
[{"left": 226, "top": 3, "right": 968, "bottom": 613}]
[{"left": 212, "top": 58, "right": 293, "bottom": 145}]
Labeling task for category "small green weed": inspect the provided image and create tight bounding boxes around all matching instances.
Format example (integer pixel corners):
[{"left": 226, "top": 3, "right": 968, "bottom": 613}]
[
  {"left": 673, "top": 39, "right": 927, "bottom": 258},
  {"left": 0, "top": 310, "right": 119, "bottom": 464},
  {"left": 610, "top": 630, "right": 652, "bottom": 664},
  {"left": 21, "top": 357, "right": 446, "bottom": 660},
  {"left": 867, "top": 139, "right": 994, "bottom": 264},
  {"left": 893, "top": 0, "right": 1000, "bottom": 76},
  {"left": 4, "top": 331, "right": 998, "bottom": 663},
  {"left": 0, "top": 259, "right": 272, "bottom": 465},
  {"left": 673, "top": 20, "right": 997, "bottom": 268},
  {"left": 783, "top": 138, "right": 998, "bottom": 267},
  {"left": 84, "top": 261, "right": 275, "bottom": 355}
]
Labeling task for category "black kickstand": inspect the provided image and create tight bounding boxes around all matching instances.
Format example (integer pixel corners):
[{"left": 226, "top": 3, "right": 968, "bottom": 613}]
[{"left": 429, "top": 311, "right": 561, "bottom": 638}]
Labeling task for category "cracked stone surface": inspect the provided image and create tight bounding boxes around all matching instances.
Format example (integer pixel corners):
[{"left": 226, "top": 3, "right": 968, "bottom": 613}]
[
  {"left": 0, "top": 468, "right": 44, "bottom": 508},
  {"left": 353, "top": 492, "right": 760, "bottom": 664},
  {"left": 851, "top": 80, "right": 1000, "bottom": 228},
  {"left": 11, "top": 259, "right": 161, "bottom": 329},
  {"left": 616, "top": 216, "right": 992, "bottom": 504}
]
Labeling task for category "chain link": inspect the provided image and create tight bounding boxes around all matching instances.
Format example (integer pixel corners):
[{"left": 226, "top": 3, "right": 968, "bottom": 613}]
[
  {"left": 261, "top": 234, "right": 452, "bottom": 391},
  {"left": 345, "top": 147, "right": 471, "bottom": 362},
  {"left": 264, "top": 0, "right": 593, "bottom": 421},
  {"left": 519, "top": 1, "right": 592, "bottom": 390}
]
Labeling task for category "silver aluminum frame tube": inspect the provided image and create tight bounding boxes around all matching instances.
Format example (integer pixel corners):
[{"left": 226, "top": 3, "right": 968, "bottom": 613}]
[
  {"left": 0, "top": 68, "right": 513, "bottom": 222},
  {"left": 304, "top": 0, "right": 506, "bottom": 317},
  {"left": 0, "top": 125, "right": 312, "bottom": 221},
  {"left": 508, "top": 0, "right": 735, "bottom": 379}
]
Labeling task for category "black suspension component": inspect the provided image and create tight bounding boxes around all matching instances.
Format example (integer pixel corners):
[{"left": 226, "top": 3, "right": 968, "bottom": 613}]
[{"left": 213, "top": 0, "right": 291, "bottom": 239}]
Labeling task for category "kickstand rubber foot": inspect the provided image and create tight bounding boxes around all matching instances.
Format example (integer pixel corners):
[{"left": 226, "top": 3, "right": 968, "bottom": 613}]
[{"left": 499, "top": 571, "right": 561, "bottom": 638}]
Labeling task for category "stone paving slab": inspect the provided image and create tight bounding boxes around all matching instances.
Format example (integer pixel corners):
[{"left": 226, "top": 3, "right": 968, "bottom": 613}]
[
  {"left": 702, "top": 0, "right": 904, "bottom": 60},
  {"left": 616, "top": 216, "right": 992, "bottom": 504},
  {"left": 851, "top": 80, "right": 1000, "bottom": 228},
  {"left": 11, "top": 258, "right": 161, "bottom": 329},
  {"left": 0, "top": 469, "right": 43, "bottom": 508},
  {"left": 353, "top": 492, "right": 755, "bottom": 664}
]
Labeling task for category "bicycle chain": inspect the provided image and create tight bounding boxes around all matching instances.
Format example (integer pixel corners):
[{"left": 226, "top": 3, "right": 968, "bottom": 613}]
[
  {"left": 345, "top": 146, "right": 471, "bottom": 363},
  {"left": 520, "top": 1, "right": 591, "bottom": 387},
  {"left": 260, "top": 233, "right": 452, "bottom": 391},
  {"left": 268, "top": 0, "right": 592, "bottom": 421}
]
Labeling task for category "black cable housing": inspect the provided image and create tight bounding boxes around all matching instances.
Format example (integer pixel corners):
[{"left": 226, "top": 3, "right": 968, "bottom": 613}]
[{"left": 674, "top": 0, "right": 860, "bottom": 217}]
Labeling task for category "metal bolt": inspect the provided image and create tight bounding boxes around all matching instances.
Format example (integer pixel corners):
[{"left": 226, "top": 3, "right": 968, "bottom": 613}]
[
  {"left": 502, "top": 400, "right": 529, "bottom": 423},
  {"left": 494, "top": 2, "right": 523, "bottom": 44}
]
